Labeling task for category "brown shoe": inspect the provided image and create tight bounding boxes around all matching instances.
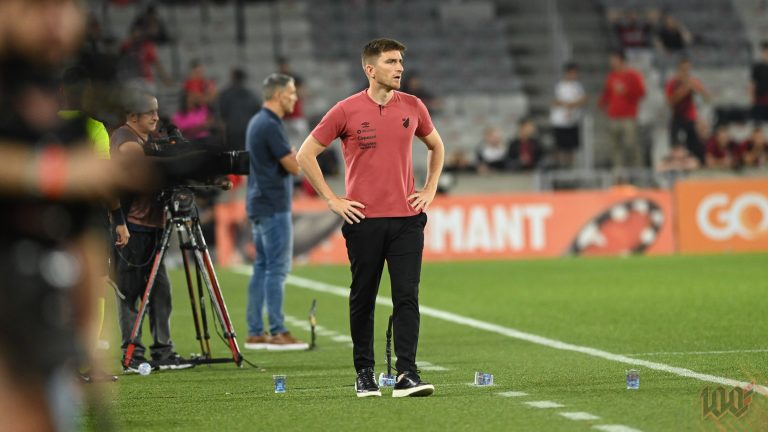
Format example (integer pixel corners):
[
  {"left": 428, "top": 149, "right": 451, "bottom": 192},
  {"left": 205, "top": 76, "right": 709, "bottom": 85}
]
[
  {"left": 267, "top": 331, "right": 309, "bottom": 351},
  {"left": 243, "top": 333, "right": 272, "bottom": 350}
]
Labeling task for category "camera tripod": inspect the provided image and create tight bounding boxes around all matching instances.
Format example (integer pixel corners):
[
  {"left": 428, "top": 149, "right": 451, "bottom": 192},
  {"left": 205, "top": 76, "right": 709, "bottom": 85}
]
[{"left": 123, "top": 187, "right": 243, "bottom": 368}]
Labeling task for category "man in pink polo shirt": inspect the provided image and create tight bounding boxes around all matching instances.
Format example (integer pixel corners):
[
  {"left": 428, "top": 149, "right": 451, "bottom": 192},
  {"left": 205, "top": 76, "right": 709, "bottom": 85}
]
[{"left": 297, "top": 38, "right": 445, "bottom": 398}]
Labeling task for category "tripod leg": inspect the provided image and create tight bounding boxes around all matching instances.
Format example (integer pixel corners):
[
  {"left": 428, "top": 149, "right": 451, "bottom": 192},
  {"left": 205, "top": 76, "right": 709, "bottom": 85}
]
[
  {"left": 123, "top": 222, "right": 173, "bottom": 368},
  {"left": 179, "top": 226, "right": 206, "bottom": 357},
  {"left": 194, "top": 251, "right": 212, "bottom": 356},
  {"left": 190, "top": 222, "right": 242, "bottom": 366}
]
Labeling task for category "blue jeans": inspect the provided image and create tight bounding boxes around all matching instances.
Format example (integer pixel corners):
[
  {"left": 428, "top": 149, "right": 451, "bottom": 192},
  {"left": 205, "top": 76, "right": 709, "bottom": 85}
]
[{"left": 247, "top": 212, "right": 292, "bottom": 336}]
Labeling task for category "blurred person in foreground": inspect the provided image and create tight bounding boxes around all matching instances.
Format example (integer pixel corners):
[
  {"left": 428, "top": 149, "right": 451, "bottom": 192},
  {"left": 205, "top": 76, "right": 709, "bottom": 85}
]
[
  {"left": 0, "top": 0, "right": 155, "bottom": 430},
  {"left": 243, "top": 74, "right": 307, "bottom": 350},
  {"left": 59, "top": 65, "right": 127, "bottom": 383},
  {"left": 297, "top": 38, "right": 444, "bottom": 398}
]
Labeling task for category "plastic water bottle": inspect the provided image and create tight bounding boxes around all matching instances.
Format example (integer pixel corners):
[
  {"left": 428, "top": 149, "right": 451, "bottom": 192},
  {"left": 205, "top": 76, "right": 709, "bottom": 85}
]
[
  {"left": 626, "top": 369, "right": 639, "bottom": 389},
  {"left": 139, "top": 362, "right": 152, "bottom": 376}
]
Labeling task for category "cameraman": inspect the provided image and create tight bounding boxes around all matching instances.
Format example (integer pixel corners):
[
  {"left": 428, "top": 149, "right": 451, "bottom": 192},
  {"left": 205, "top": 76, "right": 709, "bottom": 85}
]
[{"left": 110, "top": 89, "right": 192, "bottom": 372}]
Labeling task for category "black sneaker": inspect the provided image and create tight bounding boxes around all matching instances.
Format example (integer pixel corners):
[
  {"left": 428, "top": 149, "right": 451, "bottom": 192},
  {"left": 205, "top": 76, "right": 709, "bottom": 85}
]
[
  {"left": 122, "top": 356, "right": 149, "bottom": 374},
  {"left": 392, "top": 371, "right": 434, "bottom": 397},
  {"left": 154, "top": 353, "right": 195, "bottom": 371},
  {"left": 355, "top": 367, "right": 381, "bottom": 397}
]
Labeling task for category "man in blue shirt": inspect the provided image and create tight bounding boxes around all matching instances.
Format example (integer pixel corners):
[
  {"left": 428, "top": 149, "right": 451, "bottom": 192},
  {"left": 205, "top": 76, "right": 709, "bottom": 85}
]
[{"left": 244, "top": 73, "right": 307, "bottom": 350}]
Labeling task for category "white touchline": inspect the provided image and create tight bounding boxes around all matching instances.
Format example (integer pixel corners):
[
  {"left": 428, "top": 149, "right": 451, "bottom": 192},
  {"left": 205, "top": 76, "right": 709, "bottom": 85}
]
[
  {"left": 559, "top": 412, "right": 600, "bottom": 421},
  {"left": 497, "top": 391, "right": 528, "bottom": 397},
  {"left": 525, "top": 401, "right": 564, "bottom": 408},
  {"left": 625, "top": 349, "right": 768, "bottom": 356},
  {"left": 233, "top": 269, "right": 768, "bottom": 397},
  {"left": 593, "top": 425, "right": 643, "bottom": 432}
]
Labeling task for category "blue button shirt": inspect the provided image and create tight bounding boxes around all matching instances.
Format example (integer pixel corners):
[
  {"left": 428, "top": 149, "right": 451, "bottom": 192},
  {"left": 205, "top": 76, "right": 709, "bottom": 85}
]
[{"left": 245, "top": 108, "right": 293, "bottom": 218}]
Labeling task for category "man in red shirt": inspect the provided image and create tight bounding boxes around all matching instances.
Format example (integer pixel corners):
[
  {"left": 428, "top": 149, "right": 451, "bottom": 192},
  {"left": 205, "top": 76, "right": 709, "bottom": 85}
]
[
  {"left": 297, "top": 38, "right": 445, "bottom": 398},
  {"left": 665, "top": 58, "right": 711, "bottom": 164},
  {"left": 599, "top": 51, "right": 646, "bottom": 169}
]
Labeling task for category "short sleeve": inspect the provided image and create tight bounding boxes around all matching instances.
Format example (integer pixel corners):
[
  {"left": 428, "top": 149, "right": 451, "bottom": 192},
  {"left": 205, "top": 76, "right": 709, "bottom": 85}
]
[
  {"left": 415, "top": 98, "right": 434, "bottom": 137},
  {"left": 664, "top": 80, "right": 674, "bottom": 98},
  {"left": 145, "top": 43, "right": 157, "bottom": 63},
  {"left": 311, "top": 103, "right": 346, "bottom": 146}
]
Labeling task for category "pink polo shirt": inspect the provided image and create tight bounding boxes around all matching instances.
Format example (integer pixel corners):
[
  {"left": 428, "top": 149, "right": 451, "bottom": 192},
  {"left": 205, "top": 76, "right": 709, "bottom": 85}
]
[{"left": 311, "top": 90, "right": 434, "bottom": 218}]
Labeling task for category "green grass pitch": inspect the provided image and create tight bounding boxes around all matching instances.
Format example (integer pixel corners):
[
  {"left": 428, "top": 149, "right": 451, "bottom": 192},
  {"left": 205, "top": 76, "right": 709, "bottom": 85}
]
[{"left": 85, "top": 253, "right": 768, "bottom": 431}]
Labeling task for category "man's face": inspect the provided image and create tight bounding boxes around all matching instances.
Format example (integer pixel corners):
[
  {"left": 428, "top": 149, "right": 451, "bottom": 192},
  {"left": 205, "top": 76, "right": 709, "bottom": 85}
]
[
  {"left": 678, "top": 61, "right": 691, "bottom": 76},
  {"left": 277, "top": 81, "right": 298, "bottom": 115},
  {"left": 134, "top": 97, "right": 159, "bottom": 134},
  {"left": 369, "top": 50, "right": 404, "bottom": 90},
  {"left": 610, "top": 55, "right": 623, "bottom": 70}
]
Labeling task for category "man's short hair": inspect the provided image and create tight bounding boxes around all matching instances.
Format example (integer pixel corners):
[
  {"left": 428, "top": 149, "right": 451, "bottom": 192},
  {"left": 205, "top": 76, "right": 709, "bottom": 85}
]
[
  {"left": 563, "top": 61, "right": 579, "bottom": 72},
  {"left": 761, "top": 41, "right": 768, "bottom": 50},
  {"left": 231, "top": 68, "right": 247, "bottom": 84},
  {"left": 361, "top": 38, "right": 406, "bottom": 67},
  {"left": 262, "top": 73, "right": 294, "bottom": 100},
  {"left": 611, "top": 50, "right": 626, "bottom": 61}
]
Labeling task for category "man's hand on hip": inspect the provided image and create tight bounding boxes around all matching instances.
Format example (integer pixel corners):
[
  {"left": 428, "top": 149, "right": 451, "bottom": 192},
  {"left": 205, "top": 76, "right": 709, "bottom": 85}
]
[
  {"left": 408, "top": 187, "right": 436, "bottom": 212},
  {"left": 328, "top": 197, "right": 366, "bottom": 224}
]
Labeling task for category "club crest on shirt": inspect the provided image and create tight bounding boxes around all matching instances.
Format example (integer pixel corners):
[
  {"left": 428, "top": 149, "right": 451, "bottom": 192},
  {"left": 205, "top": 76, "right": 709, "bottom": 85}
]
[{"left": 402, "top": 117, "right": 410, "bottom": 129}]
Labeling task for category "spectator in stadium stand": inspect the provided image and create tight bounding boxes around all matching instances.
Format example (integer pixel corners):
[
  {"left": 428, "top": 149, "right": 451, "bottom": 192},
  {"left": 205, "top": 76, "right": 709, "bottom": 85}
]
[
  {"left": 741, "top": 127, "right": 767, "bottom": 167},
  {"left": 130, "top": 4, "right": 171, "bottom": 44},
  {"left": 216, "top": 68, "right": 262, "bottom": 151},
  {"left": 475, "top": 125, "right": 508, "bottom": 173},
  {"left": 184, "top": 59, "right": 218, "bottom": 106},
  {"left": 118, "top": 26, "right": 171, "bottom": 89},
  {"left": 401, "top": 73, "right": 442, "bottom": 114},
  {"left": 172, "top": 90, "right": 216, "bottom": 142},
  {"left": 656, "top": 143, "right": 700, "bottom": 179},
  {"left": 750, "top": 42, "right": 768, "bottom": 124},
  {"left": 695, "top": 118, "right": 712, "bottom": 145},
  {"left": 506, "top": 117, "right": 543, "bottom": 171},
  {"left": 550, "top": 62, "right": 586, "bottom": 169},
  {"left": 654, "top": 14, "right": 692, "bottom": 78},
  {"left": 445, "top": 149, "right": 477, "bottom": 173},
  {"left": 705, "top": 124, "right": 740, "bottom": 169},
  {"left": 655, "top": 14, "right": 692, "bottom": 55},
  {"left": 599, "top": 50, "right": 646, "bottom": 169},
  {"left": 609, "top": 9, "right": 653, "bottom": 52},
  {"left": 665, "top": 58, "right": 711, "bottom": 164}
]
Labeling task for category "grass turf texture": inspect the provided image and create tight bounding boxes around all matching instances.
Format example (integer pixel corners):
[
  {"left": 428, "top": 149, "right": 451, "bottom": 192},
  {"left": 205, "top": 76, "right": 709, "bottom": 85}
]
[{"left": 88, "top": 254, "right": 768, "bottom": 431}]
